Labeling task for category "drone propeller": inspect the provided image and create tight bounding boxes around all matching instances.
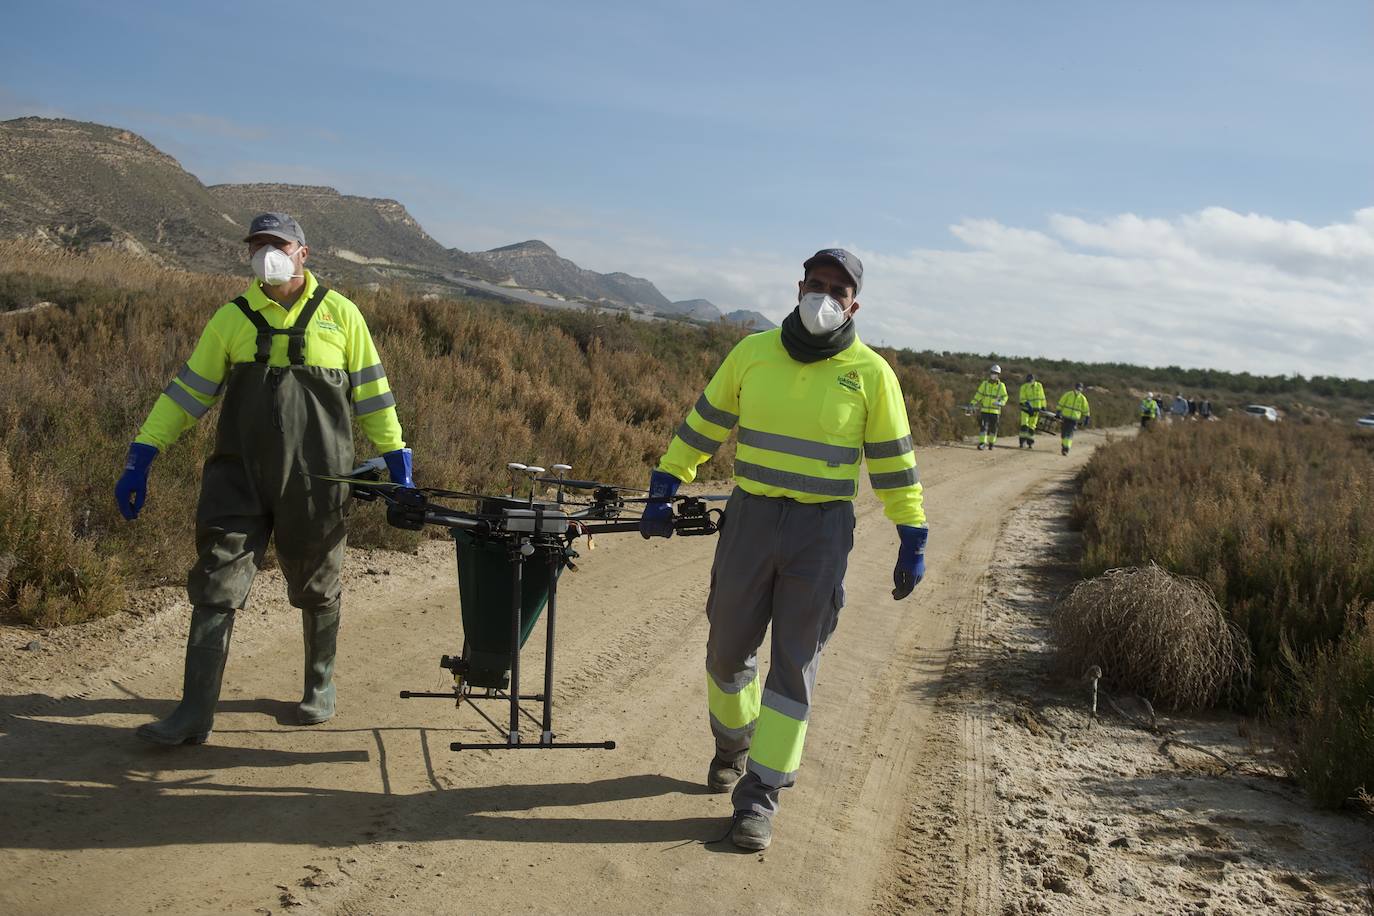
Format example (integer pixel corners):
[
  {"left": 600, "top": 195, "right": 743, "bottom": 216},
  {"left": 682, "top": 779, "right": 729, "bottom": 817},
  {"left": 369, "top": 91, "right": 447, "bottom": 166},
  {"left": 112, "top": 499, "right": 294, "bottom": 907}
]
[
  {"left": 534, "top": 477, "right": 647, "bottom": 493},
  {"left": 618, "top": 492, "right": 731, "bottom": 504},
  {"left": 311, "top": 474, "right": 489, "bottom": 501}
]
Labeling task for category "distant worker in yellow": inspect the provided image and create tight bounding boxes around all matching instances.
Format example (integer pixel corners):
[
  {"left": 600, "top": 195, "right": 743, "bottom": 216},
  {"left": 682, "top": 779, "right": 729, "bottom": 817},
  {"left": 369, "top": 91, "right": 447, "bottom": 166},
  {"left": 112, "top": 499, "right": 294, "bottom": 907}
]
[
  {"left": 1139, "top": 392, "right": 1160, "bottom": 429},
  {"left": 1017, "top": 373, "right": 1046, "bottom": 449},
  {"left": 640, "top": 248, "right": 927, "bottom": 852},
  {"left": 970, "top": 364, "right": 1007, "bottom": 451},
  {"left": 114, "top": 212, "right": 414, "bottom": 746},
  {"left": 1056, "top": 382, "right": 1091, "bottom": 456}
]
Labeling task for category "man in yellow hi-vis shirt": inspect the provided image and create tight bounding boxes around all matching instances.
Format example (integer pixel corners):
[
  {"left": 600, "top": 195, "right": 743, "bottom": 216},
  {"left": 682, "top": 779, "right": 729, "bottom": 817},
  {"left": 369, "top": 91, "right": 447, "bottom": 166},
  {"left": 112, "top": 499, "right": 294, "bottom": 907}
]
[
  {"left": 970, "top": 365, "right": 1007, "bottom": 450},
  {"left": 1018, "top": 373, "right": 1047, "bottom": 449},
  {"left": 1056, "top": 382, "right": 1091, "bottom": 455},
  {"left": 640, "top": 248, "right": 928, "bottom": 851},
  {"left": 115, "top": 213, "right": 413, "bottom": 745}
]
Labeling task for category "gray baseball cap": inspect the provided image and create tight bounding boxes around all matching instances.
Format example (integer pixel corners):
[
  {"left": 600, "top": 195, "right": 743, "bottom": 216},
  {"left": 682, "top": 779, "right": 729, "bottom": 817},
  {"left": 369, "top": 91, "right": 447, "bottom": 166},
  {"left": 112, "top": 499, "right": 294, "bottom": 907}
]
[
  {"left": 244, "top": 212, "right": 306, "bottom": 245},
  {"left": 803, "top": 248, "right": 863, "bottom": 295}
]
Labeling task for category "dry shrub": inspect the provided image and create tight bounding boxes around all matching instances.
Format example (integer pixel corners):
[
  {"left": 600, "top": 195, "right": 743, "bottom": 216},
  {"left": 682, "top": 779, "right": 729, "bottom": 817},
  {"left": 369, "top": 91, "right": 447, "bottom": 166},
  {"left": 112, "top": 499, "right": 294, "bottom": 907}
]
[
  {"left": 0, "top": 452, "right": 126, "bottom": 626},
  {"left": 2, "top": 245, "right": 968, "bottom": 624},
  {"left": 1281, "top": 606, "right": 1374, "bottom": 808},
  {"left": 1051, "top": 564, "right": 1251, "bottom": 711}
]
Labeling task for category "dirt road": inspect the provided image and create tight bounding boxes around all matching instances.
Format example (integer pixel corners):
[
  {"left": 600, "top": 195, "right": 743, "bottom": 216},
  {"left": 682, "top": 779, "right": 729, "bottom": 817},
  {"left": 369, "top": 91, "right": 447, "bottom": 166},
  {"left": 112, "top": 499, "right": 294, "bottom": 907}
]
[{"left": 0, "top": 432, "right": 1110, "bottom": 915}]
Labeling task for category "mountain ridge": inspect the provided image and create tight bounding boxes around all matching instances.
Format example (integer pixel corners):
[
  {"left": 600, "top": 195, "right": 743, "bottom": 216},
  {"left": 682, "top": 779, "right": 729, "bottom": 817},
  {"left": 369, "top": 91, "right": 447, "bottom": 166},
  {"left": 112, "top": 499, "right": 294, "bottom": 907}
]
[{"left": 0, "top": 116, "right": 727, "bottom": 319}]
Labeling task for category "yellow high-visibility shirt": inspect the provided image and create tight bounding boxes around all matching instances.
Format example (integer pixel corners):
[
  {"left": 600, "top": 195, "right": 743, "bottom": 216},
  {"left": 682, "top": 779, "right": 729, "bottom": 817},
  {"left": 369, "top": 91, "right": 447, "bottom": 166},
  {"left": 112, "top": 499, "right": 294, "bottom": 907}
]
[
  {"left": 1057, "top": 390, "right": 1090, "bottom": 421},
  {"left": 971, "top": 379, "right": 1007, "bottom": 413},
  {"left": 658, "top": 329, "right": 926, "bottom": 527},
  {"left": 135, "top": 271, "right": 404, "bottom": 453},
  {"left": 1019, "top": 381, "right": 1046, "bottom": 409}
]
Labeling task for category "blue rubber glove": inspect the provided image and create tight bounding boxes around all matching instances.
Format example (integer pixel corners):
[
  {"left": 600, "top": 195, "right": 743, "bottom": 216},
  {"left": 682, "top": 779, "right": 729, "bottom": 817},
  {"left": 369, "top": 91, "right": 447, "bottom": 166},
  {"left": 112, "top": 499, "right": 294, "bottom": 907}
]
[
  {"left": 638, "top": 470, "right": 680, "bottom": 539},
  {"left": 115, "top": 442, "right": 159, "bottom": 521},
  {"left": 383, "top": 448, "right": 413, "bottom": 487},
  {"left": 893, "top": 525, "right": 928, "bottom": 600}
]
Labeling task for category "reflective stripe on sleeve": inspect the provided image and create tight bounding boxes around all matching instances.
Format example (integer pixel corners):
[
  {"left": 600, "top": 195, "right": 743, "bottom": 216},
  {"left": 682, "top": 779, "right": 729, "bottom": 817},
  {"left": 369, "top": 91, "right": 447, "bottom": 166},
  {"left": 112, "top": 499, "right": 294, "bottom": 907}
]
[
  {"left": 734, "top": 460, "right": 856, "bottom": 497},
  {"left": 863, "top": 435, "right": 913, "bottom": 459},
  {"left": 738, "top": 427, "right": 860, "bottom": 466},
  {"left": 694, "top": 394, "right": 739, "bottom": 430},
  {"left": 175, "top": 364, "right": 221, "bottom": 397},
  {"left": 354, "top": 391, "right": 397, "bottom": 416},
  {"left": 162, "top": 381, "right": 210, "bottom": 419},
  {"left": 349, "top": 363, "right": 386, "bottom": 387},
  {"left": 675, "top": 421, "right": 724, "bottom": 455},
  {"left": 869, "top": 467, "right": 920, "bottom": 489}
]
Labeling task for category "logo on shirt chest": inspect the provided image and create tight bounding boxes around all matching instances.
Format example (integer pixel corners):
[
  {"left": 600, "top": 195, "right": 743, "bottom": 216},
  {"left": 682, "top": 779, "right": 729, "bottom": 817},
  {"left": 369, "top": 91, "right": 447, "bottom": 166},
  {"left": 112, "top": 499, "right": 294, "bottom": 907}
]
[
  {"left": 313, "top": 308, "right": 341, "bottom": 332},
  {"left": 837, "top": 370, "right": 862, "bottom": 392}
]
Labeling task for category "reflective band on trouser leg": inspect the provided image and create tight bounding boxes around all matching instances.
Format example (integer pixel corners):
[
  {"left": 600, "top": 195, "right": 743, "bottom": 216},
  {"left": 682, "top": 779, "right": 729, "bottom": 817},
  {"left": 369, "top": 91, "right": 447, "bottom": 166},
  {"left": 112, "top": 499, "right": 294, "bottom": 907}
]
[
  {"left": 707, "top": 672, "right": 761, "bottom": 753},
  {"left": 746, "top": 696, "right": 808, "bottom": 786}
]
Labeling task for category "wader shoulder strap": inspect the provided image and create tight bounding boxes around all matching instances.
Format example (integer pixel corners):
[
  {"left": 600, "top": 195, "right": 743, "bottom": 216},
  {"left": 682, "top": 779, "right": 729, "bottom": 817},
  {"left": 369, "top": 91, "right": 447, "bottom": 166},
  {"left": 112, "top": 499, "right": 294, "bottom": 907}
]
[
  {"left": 287, "top": 285, "right": 329, "bottom": 365},
  {"left": 232, "top": 296, "right": 273, "bottom": 363},
  {"left": 231, "top": 286, "right": 331, "bottom": 365}
]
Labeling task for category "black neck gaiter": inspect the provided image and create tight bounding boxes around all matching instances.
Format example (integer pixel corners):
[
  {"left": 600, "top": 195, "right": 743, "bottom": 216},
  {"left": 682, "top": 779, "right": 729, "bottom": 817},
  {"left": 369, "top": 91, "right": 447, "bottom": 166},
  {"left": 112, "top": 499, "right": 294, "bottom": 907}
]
[{"left": 780, "top": 307, "right": 856, "bottom": 363}]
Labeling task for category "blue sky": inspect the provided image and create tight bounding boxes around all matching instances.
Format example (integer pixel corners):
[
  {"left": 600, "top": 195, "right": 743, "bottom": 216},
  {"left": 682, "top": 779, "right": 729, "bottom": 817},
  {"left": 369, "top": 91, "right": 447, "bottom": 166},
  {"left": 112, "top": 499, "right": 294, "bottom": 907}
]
[{"left": 3, "top": 1, "right": 1372, "bottom": 377}]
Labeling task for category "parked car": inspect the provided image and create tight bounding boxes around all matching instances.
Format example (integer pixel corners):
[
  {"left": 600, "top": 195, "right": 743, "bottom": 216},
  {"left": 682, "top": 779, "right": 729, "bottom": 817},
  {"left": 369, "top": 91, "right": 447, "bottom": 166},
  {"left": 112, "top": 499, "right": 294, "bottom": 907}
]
[
  {"left": 1244, "top": 405, "right": 1279, "bottom": 422},
  {"left": 1357, "top": 413, "right": 1374, "bottom": 429}
]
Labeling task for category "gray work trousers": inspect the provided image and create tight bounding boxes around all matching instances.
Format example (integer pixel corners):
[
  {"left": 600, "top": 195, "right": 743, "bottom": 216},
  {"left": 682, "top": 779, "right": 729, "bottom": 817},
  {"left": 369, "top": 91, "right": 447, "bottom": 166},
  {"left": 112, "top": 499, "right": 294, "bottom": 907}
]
[{"left": 705, "top": 487, "right": 854, "bottom": 819}]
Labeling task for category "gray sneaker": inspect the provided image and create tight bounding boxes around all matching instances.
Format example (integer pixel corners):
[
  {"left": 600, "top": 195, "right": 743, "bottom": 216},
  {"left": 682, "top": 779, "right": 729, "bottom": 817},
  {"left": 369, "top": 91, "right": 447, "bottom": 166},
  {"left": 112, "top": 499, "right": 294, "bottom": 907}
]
[
  {"left": 707, "top": 755, "right": 745, "bottom": 793},
  {"left": 730, "top": 812, "right": 772, "bottom": 851}
]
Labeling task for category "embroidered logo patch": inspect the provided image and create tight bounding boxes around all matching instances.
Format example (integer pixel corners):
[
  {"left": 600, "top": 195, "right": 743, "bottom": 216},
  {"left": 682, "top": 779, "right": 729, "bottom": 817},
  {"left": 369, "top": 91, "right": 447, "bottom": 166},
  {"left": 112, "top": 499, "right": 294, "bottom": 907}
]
[
  {"left": 314, "top": 308, "right": 341, "bottom": 332},
  {"left": 838, "top": 370, "right": 862, "bottom": 392}
]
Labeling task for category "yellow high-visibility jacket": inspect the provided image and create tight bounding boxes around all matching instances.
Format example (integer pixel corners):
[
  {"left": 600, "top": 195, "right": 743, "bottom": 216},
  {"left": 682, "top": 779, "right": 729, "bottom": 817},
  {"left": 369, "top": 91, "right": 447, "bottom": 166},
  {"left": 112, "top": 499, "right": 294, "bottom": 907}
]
[
  {"left": 135, "top": 271, "right": 404, "bottom": 453},
  {"left": 1019, "top": 380, "right": 1046, "bottom": 410},
  {"left": 971, "top": 379, "right": 1007, "bottom": 414},
  {"left": 1057, "top": 390, "right": 1090, "bottom": 421},
  {"left": 658, "top": 329, "right": 925, "bottom": 527},
  {"left": 1139, "top": 398, "right": 1160, "bottom": 419}
]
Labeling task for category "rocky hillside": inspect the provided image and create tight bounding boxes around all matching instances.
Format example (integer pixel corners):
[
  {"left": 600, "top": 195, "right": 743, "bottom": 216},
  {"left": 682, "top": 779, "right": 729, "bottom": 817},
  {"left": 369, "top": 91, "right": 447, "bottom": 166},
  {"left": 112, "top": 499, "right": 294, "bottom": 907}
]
[
  {"left": 207, "top": 183, "right": 492, "bottom": 279},
  {"left": 0, "top": 118, "right": 243, "bottom": 273},
  {"left": 724, "top": 309, "right": 776, "bottom": 329},
  {"left": 666, "top": 298, "right": 722, "bottom": 321},
  {"left": 0, "top": 116, "right": 739, "bottom": 320},
  {"left": 471, "top": 240, "right": 672, "bottom": 310}
]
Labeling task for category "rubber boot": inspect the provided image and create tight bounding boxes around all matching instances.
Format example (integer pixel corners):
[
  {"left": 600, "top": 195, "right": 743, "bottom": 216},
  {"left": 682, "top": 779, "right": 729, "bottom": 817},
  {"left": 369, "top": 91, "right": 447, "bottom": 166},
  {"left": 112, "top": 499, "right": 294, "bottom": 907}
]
[
  {"left": 298, "top": 605, "right": 339, "bottom": 725},
  {"left": 137, "top": 608, "right": 235, "bottom": 745}
]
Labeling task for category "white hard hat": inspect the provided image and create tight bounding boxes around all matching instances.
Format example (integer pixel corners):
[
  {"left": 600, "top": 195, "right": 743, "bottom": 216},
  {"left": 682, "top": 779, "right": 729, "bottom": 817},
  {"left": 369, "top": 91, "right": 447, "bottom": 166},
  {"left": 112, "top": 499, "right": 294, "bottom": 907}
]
[{"left": 989, "top": 364, "right": 1002, "bottom": 375}]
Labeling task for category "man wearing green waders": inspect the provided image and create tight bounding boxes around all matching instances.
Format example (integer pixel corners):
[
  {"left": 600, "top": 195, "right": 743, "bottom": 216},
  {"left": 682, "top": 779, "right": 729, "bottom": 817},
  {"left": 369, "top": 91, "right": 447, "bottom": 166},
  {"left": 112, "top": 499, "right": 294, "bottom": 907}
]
[
  {"left": 115, "top": 212, "right": 413, "bottom": 745},
  {"left": 641, "top": 249, "right": 929, "bottom": 850}
]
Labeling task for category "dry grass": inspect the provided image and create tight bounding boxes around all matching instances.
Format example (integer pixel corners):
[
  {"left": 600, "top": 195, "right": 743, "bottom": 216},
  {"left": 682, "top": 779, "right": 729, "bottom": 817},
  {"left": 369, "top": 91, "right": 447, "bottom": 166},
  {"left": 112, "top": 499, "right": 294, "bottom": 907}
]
[
  {"left": 0, "top": 241, "right": 963, "bottom": 624},
  {"left": 1281, "top": 605, "right": 1374, "bottom": 809},
  {"left": 1051, "top": 564, "right": 1252, "bottom": 711},
  {"left": 1074, "top": 419, "right": 1374, "bottom": 701}
]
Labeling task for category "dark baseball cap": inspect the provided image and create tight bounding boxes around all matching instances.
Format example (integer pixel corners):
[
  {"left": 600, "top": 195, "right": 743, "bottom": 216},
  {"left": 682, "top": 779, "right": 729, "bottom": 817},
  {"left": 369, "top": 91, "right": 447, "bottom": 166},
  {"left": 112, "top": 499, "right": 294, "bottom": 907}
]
[
  {"left": 803, "top": 248, "right": 863, "bottom": 295},
  {"left": 244, "top": 212, "right": 306, "bottom": 245}
]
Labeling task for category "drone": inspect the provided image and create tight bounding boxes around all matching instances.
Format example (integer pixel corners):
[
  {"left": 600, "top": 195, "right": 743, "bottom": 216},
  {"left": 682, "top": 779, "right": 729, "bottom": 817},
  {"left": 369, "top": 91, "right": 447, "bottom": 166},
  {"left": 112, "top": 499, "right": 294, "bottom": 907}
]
[{"left": 320, "top": 460, "right": 724, "bottom": 752}]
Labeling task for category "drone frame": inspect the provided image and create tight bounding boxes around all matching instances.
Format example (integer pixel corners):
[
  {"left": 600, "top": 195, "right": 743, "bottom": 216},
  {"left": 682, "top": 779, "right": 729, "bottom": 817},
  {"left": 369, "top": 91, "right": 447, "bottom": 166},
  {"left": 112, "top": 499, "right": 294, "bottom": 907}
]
[{"left": 329, "top": 463, "right": 721, "bottom": 752}]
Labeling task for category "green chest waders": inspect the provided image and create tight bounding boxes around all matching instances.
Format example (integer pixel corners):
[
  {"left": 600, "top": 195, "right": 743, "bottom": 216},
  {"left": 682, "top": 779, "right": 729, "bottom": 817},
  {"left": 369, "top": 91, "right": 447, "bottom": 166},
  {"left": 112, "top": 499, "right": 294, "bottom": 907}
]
[{"left": 164, "top": 285, "right": 356, "bottom": 737}]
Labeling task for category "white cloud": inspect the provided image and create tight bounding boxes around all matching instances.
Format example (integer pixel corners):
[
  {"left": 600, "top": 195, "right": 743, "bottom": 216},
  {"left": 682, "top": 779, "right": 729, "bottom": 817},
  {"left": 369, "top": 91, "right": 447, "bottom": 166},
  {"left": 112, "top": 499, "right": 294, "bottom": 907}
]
[
  {"left": 591, "top": 207, "right": 1374, "bottom": 379},
  {"left": 856, "top": 207, "right": 1374, "bottom": 378}
]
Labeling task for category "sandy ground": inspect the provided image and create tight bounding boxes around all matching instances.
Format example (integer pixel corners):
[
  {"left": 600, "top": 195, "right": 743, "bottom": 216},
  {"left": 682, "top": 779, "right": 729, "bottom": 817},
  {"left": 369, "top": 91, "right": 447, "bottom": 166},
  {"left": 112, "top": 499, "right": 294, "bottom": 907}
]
[
  {"left": 1, "top": 428, "right": 1366, "bottom": 915},
  {"left": 929, "top": 477, "right": 1374, "bottom": 916}
]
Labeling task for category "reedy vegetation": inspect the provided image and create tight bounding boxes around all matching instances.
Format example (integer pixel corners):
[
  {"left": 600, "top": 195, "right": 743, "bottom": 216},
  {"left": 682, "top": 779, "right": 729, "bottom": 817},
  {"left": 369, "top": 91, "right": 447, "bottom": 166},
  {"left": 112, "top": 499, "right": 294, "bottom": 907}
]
[
  {"left": 0, "top": 242, "right": 960, "bottom": 626},
  {"left": 1074, "top": 420, "right": 1374, "bottom": 805}
]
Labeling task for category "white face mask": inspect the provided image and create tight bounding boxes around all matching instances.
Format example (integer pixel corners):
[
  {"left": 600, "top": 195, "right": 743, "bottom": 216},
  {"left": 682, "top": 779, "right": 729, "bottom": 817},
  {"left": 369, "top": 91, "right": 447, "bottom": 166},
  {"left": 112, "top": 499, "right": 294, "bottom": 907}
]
[
  {"left": 797, "top": 292, "right": 848, "bottom": 335},
  {"left": 252, "top": 246, "right": 300, "bottom": 286}
]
